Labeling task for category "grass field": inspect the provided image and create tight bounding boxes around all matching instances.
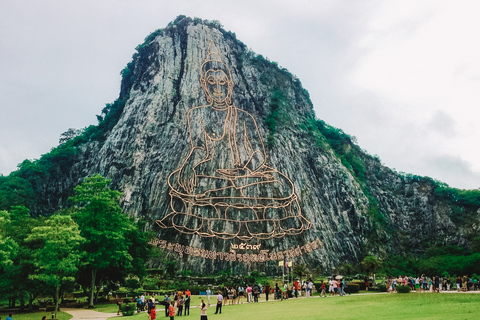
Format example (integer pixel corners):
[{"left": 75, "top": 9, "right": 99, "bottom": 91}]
[
  {"left": 3, "top": 293, "right": 480, "bottom": 320},
  {"left": 117, "top": 293, "right": 480, "bottom": 320},
  {"left": 0, "top": 311, "right": 72, "bottom": 320}
]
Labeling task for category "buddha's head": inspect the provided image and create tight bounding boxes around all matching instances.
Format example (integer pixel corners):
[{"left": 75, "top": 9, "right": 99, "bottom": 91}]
[{"left": 200, "top": 41, "right": 233, "bottom": 105}]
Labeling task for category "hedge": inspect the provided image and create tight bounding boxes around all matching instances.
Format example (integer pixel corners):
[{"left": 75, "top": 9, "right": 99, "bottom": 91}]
[
  {"left": 120, "top": 303, "right": 135, "bottom": 316},
  {"left": 352, "top": 281, "right": 367, "bottom": 290},
  {"left": 396, "top": 285, "right": 411, "bottom": 293},
  {"left": 377, "top": 284, "right": 388, "bottom": 292},
  {"left": 345, "top": 283, "right": 359, "bottom": 293}
]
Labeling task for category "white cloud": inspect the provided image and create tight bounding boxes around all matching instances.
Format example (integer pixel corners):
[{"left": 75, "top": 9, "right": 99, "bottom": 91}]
[{"left": 0, "top": 0, "right": 479, "bottom": 189}]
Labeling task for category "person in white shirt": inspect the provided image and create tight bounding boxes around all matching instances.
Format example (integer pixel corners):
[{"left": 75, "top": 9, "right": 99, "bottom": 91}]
[
  {"left": 214, "top": 292, "right": 223, "bottom": 314},
  {"left": 307, "top": 280, "right": 313, "bottom": 297},
  {"left": 206, "top": 287, "right": 212, "bottom": 306},
  {"left": 328, "top": 279, "right": 334, "bottom": 295},
  {"left": 140, "top": 294, "right": 145, "bottom": 311}
]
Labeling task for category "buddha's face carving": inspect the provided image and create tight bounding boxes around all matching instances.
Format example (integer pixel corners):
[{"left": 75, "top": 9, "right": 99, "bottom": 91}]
[
  {"left": 204, "top": 70, "right": 229, "bottom": 103},
  {"left": 201, "top": 60, "right": 233, "bottom": 105}
]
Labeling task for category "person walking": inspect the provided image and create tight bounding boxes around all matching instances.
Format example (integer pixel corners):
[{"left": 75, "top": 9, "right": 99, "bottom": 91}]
[
  {"left": 320, "top": 281, "right": 326, "bottom": 297},
  {"left": 117, "top": 298, "right": 123, "bottom": 316},
  {"left": 214, "top": 292, "right": 223, "bottom": 314},
  {"left": 141, "top": 293, "right": 146, "bottom": 311},
  {"left": 246, "top": 285, "right": 253, "bottom": 303},
  {"left": 253, "top": 284, "right": 260, "bottom": 302},
  {"left": 332, "top": 279, "right": 338, "bottom": 296},
  {"left": 264, "top": 283, "right": 271, "bottom": 301},
  {"left": 328, "top": 279, "right": 335, "bottom": 296},
  {"left": 292, "top": 280, "right": 298, "bottom": 298},
  {"left": 150, "top": 304, "right": 156, "bottom": 320},
  {"left": 137, "top": 296, "right": 143, "bottom": 313},
  {"left": 283, "top": 282, "right": 289, "bottom": 300},
  {"left": 307, "top": 280, "right": 313, "bottom": 297},
  {"left": 206, "top": 287, "right": 212, "bottom": 306},
  {"left": 147, "top": 299, "right": 155, "bottom": 320},
  {"left": 6, "top": 313, "right": 13, "bottom": 320},
  {"left": 200, "top": 300, "right": 208, "bottom": 320}
]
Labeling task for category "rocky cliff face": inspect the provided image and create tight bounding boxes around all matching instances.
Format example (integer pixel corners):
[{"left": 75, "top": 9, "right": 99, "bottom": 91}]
[{"left": 30, "top": 17, "right": 472, "bottom": 273}]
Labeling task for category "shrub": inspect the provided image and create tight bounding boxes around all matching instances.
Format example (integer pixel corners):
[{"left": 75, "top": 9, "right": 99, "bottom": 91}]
[
  {"left": 377, "top": 284, "right": 388, "bottom": 292},
  {"left": 143, "top": 284, "right": 158, "bottom": 290},
  {"left": 396, "top": 285, "right": 411, "bottom": 293},
  {"left": 120, "top": 303, "right": 135, "bottom": 316},
  {"left": 352, "top": 281, "right": 366, "bottom": 290},
  {"left": 126, "top": 279, "right": 141, "bottom": 291},
  {"left": 346, "top": 283, "right": 359, "bottom": 293}
]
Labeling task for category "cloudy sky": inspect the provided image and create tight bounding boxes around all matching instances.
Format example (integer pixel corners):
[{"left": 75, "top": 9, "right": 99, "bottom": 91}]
[{"left": 1, "top": 0, "right": 479, "bottom": 189}]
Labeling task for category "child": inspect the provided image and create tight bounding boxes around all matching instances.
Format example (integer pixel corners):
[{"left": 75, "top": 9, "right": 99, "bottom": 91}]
[
  {"left": 150, "top": 305, "right": 156, "bottom": 320},
  {"left": 117, "top": 298, "right": 123, "bottom": 315},
  {"left": 169, "top": 301, "right": 175, "bottom": 320},
  {"left": 321, "top": 281, "right": 326, "bottom": 297}
]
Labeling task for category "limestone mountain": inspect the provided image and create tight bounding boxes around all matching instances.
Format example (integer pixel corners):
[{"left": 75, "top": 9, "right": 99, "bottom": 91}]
[{"left": 2, "top": 16, "right": 479, "bottom": 273}]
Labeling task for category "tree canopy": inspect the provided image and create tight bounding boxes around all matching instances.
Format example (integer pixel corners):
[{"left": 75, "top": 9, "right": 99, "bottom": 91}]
[{"left": 70, "top": 174, "right": 148, "bottom": 307}]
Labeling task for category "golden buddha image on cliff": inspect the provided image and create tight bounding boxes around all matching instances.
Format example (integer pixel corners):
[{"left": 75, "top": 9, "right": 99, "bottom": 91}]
[{"left": 156, "top": 41, "right": 312, "bottom": 240}]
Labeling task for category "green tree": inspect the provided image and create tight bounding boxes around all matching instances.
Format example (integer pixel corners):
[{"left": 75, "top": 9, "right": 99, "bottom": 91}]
[
  {"left": 0, "top": 206, "right": 44, "bottom": 310},
  {"left": 361, "top": 255, "right": 383, "bottom": 277},
  {"left": 70, "top": 174, "right": 137, "bottom": 308},
  {"left": 339, "top": 263, "right": 354, "bottom": 276},
  {"left": 292, "top": 264, "right": 309, "bottom": 282},
  {"left": 26, "top": 214, "right": 85, "bottom": 318},
  {"left": 0, "top": 210, "right": 18, "bottom": 278},
  {"left": 0, "top": 176, "right": 35, "bottom": 210}
]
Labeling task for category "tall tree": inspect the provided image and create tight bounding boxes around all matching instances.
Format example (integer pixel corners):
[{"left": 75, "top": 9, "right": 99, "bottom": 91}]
[
  {"left": 70, "top": 174, "right": 136, "bottom": 308},
  {"left": 0, "top": 210, "right": 19, "bottom": 288},
  {"left": 0, "top": 206, "right": 44, "bottom": 309},
  {"left": 26, "top": 214, "right": 84, "bottom": 319},
  {"left": 361, "top": 255, "right": 383, "bottom": 277},
  {"left": 292, "top": 264, "right": 309, "bottom": 282}
]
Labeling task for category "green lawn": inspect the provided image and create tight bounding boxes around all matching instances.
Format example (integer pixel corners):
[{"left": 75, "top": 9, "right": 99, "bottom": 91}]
[
  {"left": 0, "top": 311, "right": 72, "bottom": 320},
  {"left": 91, "top": 302, "right": 120, "bottom": 313},
  {"left": 109, "top": 293, "right": 480, "bottom": 320}
]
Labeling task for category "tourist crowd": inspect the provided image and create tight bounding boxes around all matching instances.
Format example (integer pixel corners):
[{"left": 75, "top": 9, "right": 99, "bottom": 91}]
[
  {"left": 383, "top": 275, "right": 479, "bottom": 293},
  {"left": 117, "top": 275, "right": 479, "bottom": 319}
]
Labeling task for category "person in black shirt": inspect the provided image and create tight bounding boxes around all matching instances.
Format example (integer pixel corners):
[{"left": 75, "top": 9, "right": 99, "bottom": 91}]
[
  {"left": 147, "top": 299, "right": 155, "bottom": 319},
  {"left": 184, "top": 295, "right": 190, "bottom": 316}
]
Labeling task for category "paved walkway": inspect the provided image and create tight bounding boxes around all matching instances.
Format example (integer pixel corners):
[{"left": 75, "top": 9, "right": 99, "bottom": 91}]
[{"left": 62, "top": 308, "right": 120, "bottom": 320}]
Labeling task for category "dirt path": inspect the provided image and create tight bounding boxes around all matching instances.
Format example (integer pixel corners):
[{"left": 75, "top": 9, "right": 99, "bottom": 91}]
[{"left": 62, "top": 308, "right": 120, "bottom": 320}]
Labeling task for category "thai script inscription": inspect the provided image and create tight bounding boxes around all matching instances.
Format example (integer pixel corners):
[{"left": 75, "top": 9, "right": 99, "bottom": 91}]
[
  {"left": 149, "top": 238, "right": 322, "bottom": 266},
  {"left": 231, "top": 243, "right": 261, "bottom": 251}
]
